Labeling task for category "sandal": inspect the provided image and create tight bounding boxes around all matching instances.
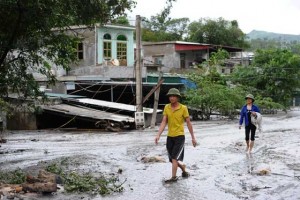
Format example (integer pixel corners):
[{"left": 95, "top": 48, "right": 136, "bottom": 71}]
[
  {"left": 164, "top": 176, "right": 178, "bottom": 183},
  {"left": 182, "top": 171, "right": 190, "bottom": 178}
]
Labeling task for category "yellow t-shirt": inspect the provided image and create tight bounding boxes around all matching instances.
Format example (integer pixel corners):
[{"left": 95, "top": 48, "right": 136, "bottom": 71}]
[{"left": 163, "top": 103, "right": 189, "bottom": 137}]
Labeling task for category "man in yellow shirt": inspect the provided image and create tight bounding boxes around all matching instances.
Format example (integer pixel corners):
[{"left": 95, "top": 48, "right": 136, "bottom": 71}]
[{"left": 155, "top": 88, "right": 197, "bottom": 183}]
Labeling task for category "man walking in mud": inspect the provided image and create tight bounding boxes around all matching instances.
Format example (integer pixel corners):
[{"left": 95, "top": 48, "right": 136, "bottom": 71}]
[{"left": 154, "top": 88, "right": 197, "bottom": 183}]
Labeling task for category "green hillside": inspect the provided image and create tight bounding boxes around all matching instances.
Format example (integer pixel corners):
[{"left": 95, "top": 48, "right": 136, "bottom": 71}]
[{"left": 247, "top": 30, "right": 300, "bottom": 42}]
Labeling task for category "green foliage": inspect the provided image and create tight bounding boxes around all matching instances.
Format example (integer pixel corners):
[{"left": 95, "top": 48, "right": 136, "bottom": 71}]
[
  {"left": 185, "top": 81, "right": 244, "bottom": 120},
  {"left": 112, "top": 16, "right": 130, "bottom": 25},
  {"left": 187, "top": 17, "right": 249, "bottom": 48},
  {"left": 0, "top": 0, "right": 135, "bottom": 101},
  {"left": 46, "top": 163, "right": 63, "bottom": 175},
  {"left": 186, "top": 57, "right": 245, "bottom": 120},
  {"left": 46, "top": 162, "right": 125, "bottom": 195},
  {"left": 193, "top": 49, "right": 229, "bottom": 85},
  {"left": 254, "top": 96, "right": 284, "bottom": 110},
  {"left": 231, "top": 49, "right": 300, "bottom": 108},
  {"left": 0, "top": 98, "right": 10, "bottom": 113},
  {"left": 63, "top": 172, "right": 125, "bottom": 195},
  {"left": 0, "top": 168, "right": 26, "bottom": 184},
  {"left": 208, "top": 49, "right": 230, "bottom": 66},
  {"left": 141, "top": 0, "right": 189, "bottom": 41}
]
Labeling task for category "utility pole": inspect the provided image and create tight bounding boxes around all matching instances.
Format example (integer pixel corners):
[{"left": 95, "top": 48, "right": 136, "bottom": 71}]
[
  {"left": 135, "top": 15, "right": 142, "bottom": 112},
  {"left": 150, "top": 65, "right": 162, "bottom": 128},
  {"left": 135, "top": 15, "right": 144, "bottom": 129}
]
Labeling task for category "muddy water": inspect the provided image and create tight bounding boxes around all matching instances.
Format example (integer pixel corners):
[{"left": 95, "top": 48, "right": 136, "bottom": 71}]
[{"left": 0, "top": 110, "right": 300, "bottom": 200}]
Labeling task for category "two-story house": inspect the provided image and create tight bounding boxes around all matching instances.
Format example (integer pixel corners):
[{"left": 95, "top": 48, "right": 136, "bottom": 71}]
[
  {"left": 142, "top": 41, "right": 246, "bottom": 75},
  {"left": 36, "top": 24, "right": 147, "bottom": 95}
]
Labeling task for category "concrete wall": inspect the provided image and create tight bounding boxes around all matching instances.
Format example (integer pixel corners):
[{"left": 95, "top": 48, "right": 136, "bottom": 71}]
[
  {"left": 6, "top": 111, "right": 37, "bottom": 130},
  {"left": 143, "top": 44, "right": 209, "bottom": 73},
  {"left": 67, "top": 66, "right": 147, "bottom": 79},
  {"left": 68, "top": 28, "right": 97, "bottom": 73},
  {"left": 143, "top": 44, "right": 179, "bottom": 73}
]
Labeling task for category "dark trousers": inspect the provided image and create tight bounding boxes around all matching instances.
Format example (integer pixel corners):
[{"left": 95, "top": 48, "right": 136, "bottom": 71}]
[{"left": 245, "top": 123, "right": 256, "bottom": 141}]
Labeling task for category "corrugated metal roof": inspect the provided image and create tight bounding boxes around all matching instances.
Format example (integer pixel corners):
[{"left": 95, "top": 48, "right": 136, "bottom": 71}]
[
  {"left": 76, "top": 98, "right": 162, "bottom": 114},
  {"left": 42, "top": 104, "right": 135, "bottom": 123},
  {"left": 45, "top": 93, "right": 85, "bottom": 98}
]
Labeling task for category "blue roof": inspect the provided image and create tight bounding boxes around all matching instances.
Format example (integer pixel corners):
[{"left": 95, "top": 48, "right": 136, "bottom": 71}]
[{"left": 180, "top": 78, "right": 197, "bottom": 89}]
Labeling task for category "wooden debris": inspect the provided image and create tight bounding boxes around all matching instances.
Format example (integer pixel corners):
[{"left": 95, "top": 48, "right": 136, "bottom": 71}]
[
  {"left": 38, "top": 170, "right": 58, "bottom": 183},
  {"left": 141, "top": 156, "right": 166, "bottom": 163},
  {"left": 257, "top": 168, "right": 271, "bottom": 176},
  {"left": 22, "top": 170, "right": 59, "bottom": 192},
  {"left": 14, "top": 186, "right": 23, "bottom": 193},
  {"left": 22, "top": 182, "right": 57, "bottom": 193},
  {"left": 0, "top": 170, "right": 60, "bottom": 197},
  {"left": 0, "top": 138, "right": 7, "bottom": 143},
  {"left": 26, "top": 170, "right": 61, "bottom": 184}
]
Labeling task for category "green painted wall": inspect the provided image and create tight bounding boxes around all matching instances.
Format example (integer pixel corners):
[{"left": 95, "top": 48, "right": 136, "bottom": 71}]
[{"left": 97, "top": 26, "right": 134, "bottom": 67}]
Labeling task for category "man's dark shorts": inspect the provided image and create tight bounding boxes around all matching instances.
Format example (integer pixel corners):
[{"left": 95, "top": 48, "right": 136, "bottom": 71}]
[{"left": 166, "top": 135, "right": 185, "bottom": 163}]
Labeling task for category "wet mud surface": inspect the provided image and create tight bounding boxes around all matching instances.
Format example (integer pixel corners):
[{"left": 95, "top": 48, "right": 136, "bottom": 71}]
[{"left": 1, "top": 110, "right": 300, "bottom": 200}]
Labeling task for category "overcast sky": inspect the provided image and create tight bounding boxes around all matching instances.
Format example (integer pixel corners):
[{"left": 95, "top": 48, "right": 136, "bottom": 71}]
[{"left": 127, "top": 0, "right": 300, "bottom": 35}]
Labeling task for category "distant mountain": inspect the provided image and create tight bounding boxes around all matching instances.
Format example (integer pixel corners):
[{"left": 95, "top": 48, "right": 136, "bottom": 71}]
[{"left": 246, "top": 30, "right": 300, "bottom": 42}]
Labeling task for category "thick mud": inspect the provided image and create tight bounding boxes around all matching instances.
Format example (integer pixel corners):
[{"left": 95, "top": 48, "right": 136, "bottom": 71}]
[{"left": 0, "top": 110, "right": 300, "bottom": 200}]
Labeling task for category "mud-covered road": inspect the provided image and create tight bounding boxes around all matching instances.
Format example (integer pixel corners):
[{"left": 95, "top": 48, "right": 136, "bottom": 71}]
[{"left": 1, "top": 110, "right": 300, "bottom": 200}]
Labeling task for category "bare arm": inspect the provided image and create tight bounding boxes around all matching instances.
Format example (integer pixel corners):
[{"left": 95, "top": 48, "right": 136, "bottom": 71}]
[
  {"left": 155, "top": 116, "right": 167, "bottom": 144},
  {"left": 186, "top": 117, "right": 197, "bottom": 147}
]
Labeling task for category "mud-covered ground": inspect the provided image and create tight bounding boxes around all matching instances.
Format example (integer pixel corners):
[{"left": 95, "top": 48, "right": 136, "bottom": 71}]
[{"left": 1, "top": 109, "right": 300, "bottom": 200}]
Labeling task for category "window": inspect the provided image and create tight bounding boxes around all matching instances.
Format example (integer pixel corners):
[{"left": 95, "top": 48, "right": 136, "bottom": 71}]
[
  {"left": 77, "top": 42, "right": 84, "bottom": 60},
  {"left": 103, "top": 33, "right": 112, "bottom": 60},
  {"left": 180, "top": 53, "right": 185, "bottom": 68},
  {"left": 117, "top": 35, "right": 127, "bottom": 41},
  {"left": 117, "top": 43, "right": 127, "bottom": 60},
  {"left": 117, "top": 35, "right": 127, "bottom": 63},
  {"left": 153, "top": 56, "right": 164, "bottom": 65},
  {"left": 103, "top": 42, "right": 112, "bottom": 60},
  {"left": 104, "top": 33, "right": 111, "bottom": 40}
]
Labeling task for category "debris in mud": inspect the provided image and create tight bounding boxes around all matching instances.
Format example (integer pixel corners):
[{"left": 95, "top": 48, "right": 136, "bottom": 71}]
[
  {"left": 235, "top": 142, "right": 243, "bottom": 146},
  {"left": 141, "top": 156, "right": 166, "bottom": 163},
  {"left": 0, "top": 160, "right": 127, "bottom": 198},
  {"left": 251, "top": 185, "right": 272, "bottom": 191},
  {"left": 253, "top": 168, "right": 271, "bottom": 176},
  {"left": 0, "top": 169, "right": 58, "bottom": 199},
  {"left": 45, "top": 162, "right": 126, "bottom": 195},
  {"left": 22, "top": 182, "right": 57, "bottom": 193},
  {"left": 0, "top": 149, "right": 27, "bottom": 154},
  {"left": 0, "top": 138, "right": 7, "bottom": 143}
]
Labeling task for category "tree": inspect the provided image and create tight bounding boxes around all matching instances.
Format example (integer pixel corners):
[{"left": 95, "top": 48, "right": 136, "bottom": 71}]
[
  {"left": 187, "top": 17, "right": 249, "bottom": 48},
  {"left": 0, "top": 0, "right": 135, "bottom": 101},
  {"left": 184, "top": 49, "right": 243, "bottom": 120},
  {"left": 248, "top": 38, "right": 281, "bottom": 51},
  {"left": 184, "top": 80, "right": 244, "bottom": 120},
  {"left": 231, "top": 49, "right": 300, "bottom": 108},
  {"left": 194, "top": 48, "right": 229, "bottom": 85},
  {"left": 112, "top": 16, "right": 130, "bottom": 26},
  {"left": 141, "top": 0, "right": 189, "bottom": 41}
]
